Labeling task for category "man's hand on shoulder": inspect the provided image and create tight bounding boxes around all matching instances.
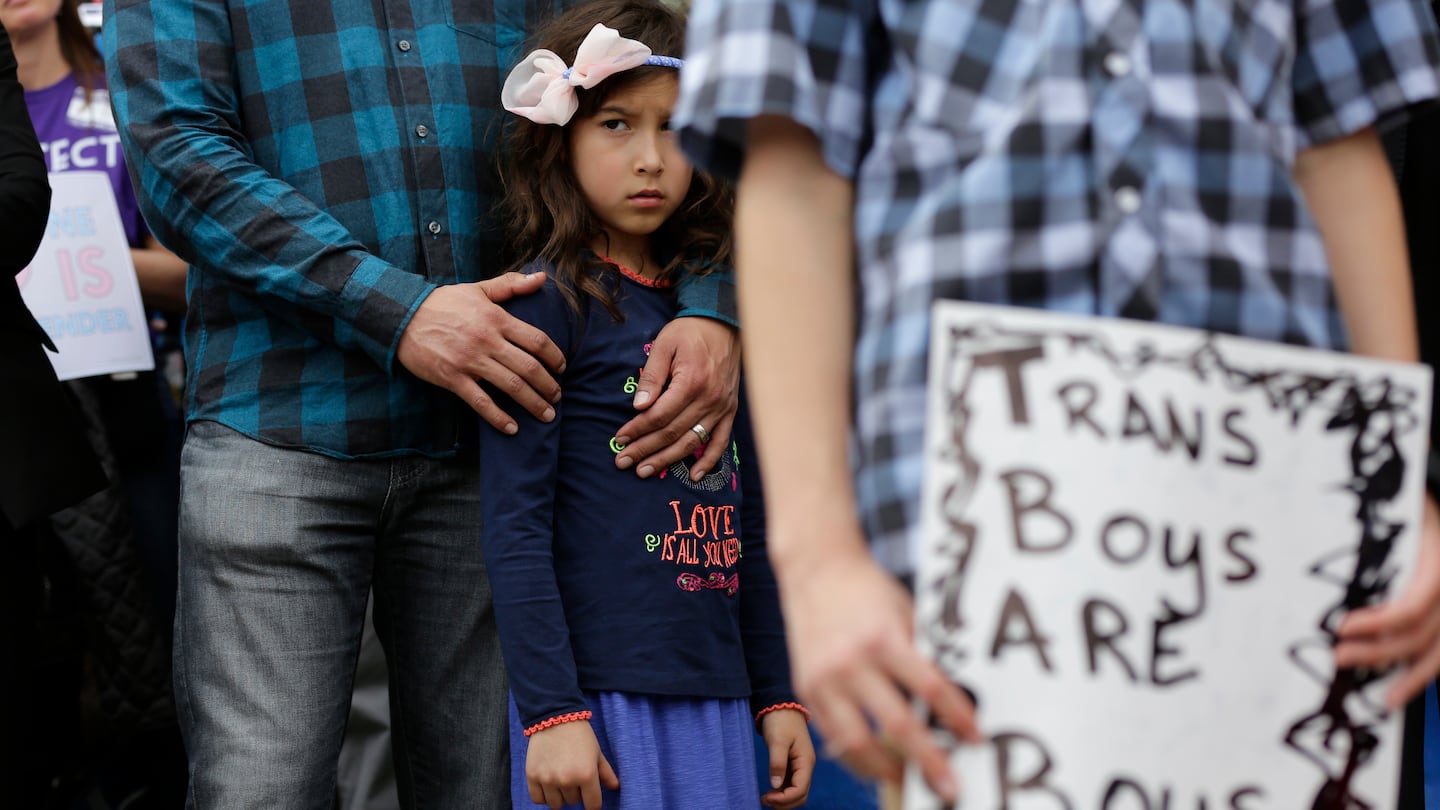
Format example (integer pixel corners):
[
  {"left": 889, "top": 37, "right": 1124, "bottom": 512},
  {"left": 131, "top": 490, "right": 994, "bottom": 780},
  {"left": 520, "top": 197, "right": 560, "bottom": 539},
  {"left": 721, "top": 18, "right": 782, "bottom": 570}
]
[{"left": 397, "top": 272, "right": 565, "bottom": 434}]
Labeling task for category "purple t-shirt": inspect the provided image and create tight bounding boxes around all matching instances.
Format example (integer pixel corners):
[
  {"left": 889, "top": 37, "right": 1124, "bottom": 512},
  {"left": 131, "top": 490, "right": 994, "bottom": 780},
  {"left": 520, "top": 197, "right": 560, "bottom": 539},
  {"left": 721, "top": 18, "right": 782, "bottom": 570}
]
[{"left": 24, "top": 72, "right": 148, "bottom": 248}]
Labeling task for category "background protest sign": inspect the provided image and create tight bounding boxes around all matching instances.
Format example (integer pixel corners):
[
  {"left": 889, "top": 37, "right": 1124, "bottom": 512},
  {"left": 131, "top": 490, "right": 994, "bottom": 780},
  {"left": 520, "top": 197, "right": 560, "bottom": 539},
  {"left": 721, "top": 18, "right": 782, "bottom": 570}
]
[
  {"left": 15, "top": 171, "right": 153, "bottom": 381},
  {"left": 907, "top": 301, "right": 1433, "bottom": 809}
]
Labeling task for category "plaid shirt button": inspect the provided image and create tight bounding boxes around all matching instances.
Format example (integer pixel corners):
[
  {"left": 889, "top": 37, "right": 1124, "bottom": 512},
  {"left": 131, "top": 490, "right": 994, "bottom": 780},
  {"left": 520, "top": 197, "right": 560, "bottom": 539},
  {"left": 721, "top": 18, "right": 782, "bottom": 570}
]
[
  {"left": 1113, "top": 186, "right": 1142, "bottom": 215},
  {"left": 1102, "top": 51, "right": 1131, "bottom": 78}
]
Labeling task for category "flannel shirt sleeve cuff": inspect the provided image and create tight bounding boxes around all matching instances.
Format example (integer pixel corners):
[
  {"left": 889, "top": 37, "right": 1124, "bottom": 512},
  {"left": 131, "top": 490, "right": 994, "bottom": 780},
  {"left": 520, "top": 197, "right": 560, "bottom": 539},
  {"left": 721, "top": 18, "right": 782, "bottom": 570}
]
[
  {"left": 346, "top": 252, "right": 436, "bottom": 373},
  {"left": 674, "top": 266, "right": 739, "bottom": 328}
]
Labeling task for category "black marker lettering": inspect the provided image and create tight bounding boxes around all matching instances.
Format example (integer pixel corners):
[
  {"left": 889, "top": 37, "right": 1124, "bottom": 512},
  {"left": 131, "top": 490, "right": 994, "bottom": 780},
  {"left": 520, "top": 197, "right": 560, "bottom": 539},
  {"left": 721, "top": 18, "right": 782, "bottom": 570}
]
[
  {"left": 976, "top": 345, "right": 1047, "bottom": 426},
  {"left": 990, "top": 589, "right": 1055, "bottom": 673},
  {"left": 1221, "top": 409, "right": 1257, "bottom": 468},
  {"left": 1099, "top": 514, "right": 1149, "bottom": 565},
  {"left": 1082, "top": 598, "right": 1138, "bottom": 682},
  {"left": 1223, "top": 529, "right": 1258, "bottom": 584},
  {"left": 1056, "top": 380, "right": 1106, "bottom": 439},
  {"left": 1001, "top": 468, "right": 1074, "bottom": 553},
  {"left": 993, "top": 732, "right": 1073, "bottom": 809}
]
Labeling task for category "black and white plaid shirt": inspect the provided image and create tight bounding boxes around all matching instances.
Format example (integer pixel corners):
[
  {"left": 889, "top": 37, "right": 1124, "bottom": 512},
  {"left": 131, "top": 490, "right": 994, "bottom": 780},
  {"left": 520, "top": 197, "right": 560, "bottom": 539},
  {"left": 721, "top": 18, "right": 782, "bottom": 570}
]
[{"left": 676, "top": 0, "right": 1440, "bottom": 572}]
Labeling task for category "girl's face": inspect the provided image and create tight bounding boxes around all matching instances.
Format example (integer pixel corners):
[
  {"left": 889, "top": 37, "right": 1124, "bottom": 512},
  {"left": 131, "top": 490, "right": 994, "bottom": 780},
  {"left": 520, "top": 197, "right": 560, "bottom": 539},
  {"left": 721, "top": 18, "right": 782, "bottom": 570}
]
[
  {"left": 0, "top": 0, "right": 63, "bottom": 40},
  {"left": 567, "top": 72, "right": 693, "bottom": 271}
]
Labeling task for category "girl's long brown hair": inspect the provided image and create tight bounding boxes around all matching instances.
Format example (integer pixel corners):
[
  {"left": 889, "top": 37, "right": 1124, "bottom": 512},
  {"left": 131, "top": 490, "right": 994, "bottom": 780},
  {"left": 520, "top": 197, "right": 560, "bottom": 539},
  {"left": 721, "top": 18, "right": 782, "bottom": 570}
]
[
  {"left": 497, "top": 0, "right": 733, "bottom": 321},
  {"left": 58, "top": 0, "right": 103, "bottom": 98}
]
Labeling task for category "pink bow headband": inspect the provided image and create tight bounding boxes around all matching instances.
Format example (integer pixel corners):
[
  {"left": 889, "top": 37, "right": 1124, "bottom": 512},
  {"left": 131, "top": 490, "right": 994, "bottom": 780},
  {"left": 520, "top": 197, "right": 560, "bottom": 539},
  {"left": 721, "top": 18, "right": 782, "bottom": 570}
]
[{"left": 502, "top": 23, "right": 684, "bottom": 126}]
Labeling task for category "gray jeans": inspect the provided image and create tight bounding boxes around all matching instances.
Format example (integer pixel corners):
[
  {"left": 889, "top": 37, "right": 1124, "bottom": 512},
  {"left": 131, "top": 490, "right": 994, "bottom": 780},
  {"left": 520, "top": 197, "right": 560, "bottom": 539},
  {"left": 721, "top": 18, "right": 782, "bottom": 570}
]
[{"left": 174, "top": 420, "right": 507, "bottom": 809}]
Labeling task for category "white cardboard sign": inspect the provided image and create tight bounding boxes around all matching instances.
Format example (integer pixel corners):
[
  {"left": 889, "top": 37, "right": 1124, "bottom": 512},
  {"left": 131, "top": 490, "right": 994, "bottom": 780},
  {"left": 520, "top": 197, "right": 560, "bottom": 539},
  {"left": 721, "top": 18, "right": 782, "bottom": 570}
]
[
  {"left": 908, "top": 301, "right": 1433, "bottom": 810},
  {"left": 15, "top": 171, "right": 154, "bottom": 381}
]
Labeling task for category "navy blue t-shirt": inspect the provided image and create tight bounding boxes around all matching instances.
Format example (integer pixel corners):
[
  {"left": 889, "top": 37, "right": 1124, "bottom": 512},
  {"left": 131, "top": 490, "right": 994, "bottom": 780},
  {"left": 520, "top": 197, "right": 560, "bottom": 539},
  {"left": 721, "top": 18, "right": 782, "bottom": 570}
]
[{"left": 478, "top": 261, "right": 794, "bottom": 731}]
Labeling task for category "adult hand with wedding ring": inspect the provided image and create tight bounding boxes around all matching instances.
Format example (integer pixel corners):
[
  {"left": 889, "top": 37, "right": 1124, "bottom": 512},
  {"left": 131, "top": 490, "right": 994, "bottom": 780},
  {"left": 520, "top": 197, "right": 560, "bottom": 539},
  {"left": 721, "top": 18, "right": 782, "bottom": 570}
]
[{"left": 613, "top": 317, "right": 739, "bottom": 481}]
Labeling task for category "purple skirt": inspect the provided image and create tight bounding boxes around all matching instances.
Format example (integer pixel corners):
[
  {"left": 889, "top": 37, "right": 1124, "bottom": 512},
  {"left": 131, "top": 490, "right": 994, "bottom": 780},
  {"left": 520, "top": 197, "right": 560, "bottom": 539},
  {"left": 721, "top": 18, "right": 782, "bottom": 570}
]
[{"left": 509, "top": 691, "right": 762, "bottom": 809}]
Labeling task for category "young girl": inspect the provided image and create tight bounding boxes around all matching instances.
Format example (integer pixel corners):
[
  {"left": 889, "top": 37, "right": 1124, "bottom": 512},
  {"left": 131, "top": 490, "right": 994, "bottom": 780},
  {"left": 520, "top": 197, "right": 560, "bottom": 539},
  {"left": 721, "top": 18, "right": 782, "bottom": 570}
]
[
  {"left": 480, "top": 1, "right": 817, "bottom": 807},
  {"left": 479, "top": 2, "right": 815, "bottom": 808}
]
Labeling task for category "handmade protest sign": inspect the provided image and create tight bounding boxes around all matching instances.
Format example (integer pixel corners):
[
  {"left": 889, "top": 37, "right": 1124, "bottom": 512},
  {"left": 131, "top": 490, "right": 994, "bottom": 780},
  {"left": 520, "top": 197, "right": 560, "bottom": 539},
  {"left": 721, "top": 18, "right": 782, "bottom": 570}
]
[
  {"left": 15, "top": 171, "right": 153, "bottom": 381},
  {"left": 906, "top": 301, "right": 1433, "bottom": 810}
]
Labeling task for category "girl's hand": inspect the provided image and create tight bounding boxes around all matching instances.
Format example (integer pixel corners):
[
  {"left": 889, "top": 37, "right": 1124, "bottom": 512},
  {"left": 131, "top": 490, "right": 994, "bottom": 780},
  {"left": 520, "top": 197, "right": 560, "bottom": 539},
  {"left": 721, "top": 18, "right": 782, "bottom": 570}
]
[
  {"left": 758, "top": 708, "right": 816, "bottom": 809},
  {"left": 1336, "top": 494, "right": 1440, "bottom": 708},
  {"left": 524, "top": 720, "right": 619, "bottom": 810}
]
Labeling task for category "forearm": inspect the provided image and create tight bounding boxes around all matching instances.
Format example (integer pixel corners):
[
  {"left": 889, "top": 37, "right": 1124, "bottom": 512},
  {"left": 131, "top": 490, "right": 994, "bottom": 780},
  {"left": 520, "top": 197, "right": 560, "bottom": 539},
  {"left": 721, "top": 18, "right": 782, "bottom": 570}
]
[
  {"left": 735, "top": 116, "right": 865, "bottom": 575},
  {"left": 131, "top": 237, "right": 188, "bottom": 314},
  {"left": 104, "top": 0, "right": 431, "bottom": 369},
  {"left": 478, "top": 422, "right": 588, "bottom": 729},
  {"left": 1296, "top": 126, "right": 1418, "bottom": 362},
  {"left": 488, "top": 555, "right": 589, "bottom": 730},
  {"left": 476, "top": 290, "right": 584, "bottom": 727}
]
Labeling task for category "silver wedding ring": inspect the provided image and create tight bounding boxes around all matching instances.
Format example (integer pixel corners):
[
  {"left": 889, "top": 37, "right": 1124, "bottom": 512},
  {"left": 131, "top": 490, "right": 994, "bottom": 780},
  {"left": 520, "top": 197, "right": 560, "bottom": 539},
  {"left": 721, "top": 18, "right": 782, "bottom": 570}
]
[{"left": 691, "top": 423, "right": 710, "bottom": 444}]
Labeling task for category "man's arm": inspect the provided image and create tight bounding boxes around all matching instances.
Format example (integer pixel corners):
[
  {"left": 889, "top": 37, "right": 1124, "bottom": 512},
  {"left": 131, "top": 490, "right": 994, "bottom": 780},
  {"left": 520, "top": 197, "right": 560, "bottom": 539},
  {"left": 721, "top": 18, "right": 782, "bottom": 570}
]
[
  {"left": 104, "top": 0, "right": 428, "bottom": 362},
  {"left": 735, "top": 115, "right": 976, "bottom": 802},
  {"left": 131, "top": 235, "right": 188, "bottom": 315},
  {"left": 103, "top": 0, "right": 562, "bottom": 429},
  {"left": 0, "top": 21, "right": 50, "bottom": 276},
  {"left": 1296, "top": 125, "right": 1440, "bottom": 707}
]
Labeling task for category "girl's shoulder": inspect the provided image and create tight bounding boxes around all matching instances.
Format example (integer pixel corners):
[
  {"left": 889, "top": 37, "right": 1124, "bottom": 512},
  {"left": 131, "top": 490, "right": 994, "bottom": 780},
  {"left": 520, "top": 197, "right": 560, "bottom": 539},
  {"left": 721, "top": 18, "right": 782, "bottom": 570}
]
[
  {"left": 515, "top": 255, "right": 606, "bottom": 288},
  {"left": 499, "top": 259, "right": 575, "bottom": 323},
  {"left": 514, "top": 258, "right": 573, "bottom": 297},
  {"left": 516, "top": 256, "right": 557, "bottom": 279}
]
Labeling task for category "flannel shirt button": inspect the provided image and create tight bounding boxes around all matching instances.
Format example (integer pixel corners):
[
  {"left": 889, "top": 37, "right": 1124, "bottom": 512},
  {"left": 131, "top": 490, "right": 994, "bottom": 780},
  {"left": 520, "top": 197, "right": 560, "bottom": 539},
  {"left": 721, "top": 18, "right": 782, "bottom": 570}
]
[
  {"left": 416, "top": 125, "right": 429, "bottom": 138},
  {"left": 397, "top": 39, "right": 412, "bottom": 52},
  {"left": 428, "top": 221, "right": 442, "bottom": 234},
  {"left": 1103, "top": 51, "right": 1131, "bottom": 78},
  {"left": 1113, "top": 186, "right": 1142, "bottom": 214}
]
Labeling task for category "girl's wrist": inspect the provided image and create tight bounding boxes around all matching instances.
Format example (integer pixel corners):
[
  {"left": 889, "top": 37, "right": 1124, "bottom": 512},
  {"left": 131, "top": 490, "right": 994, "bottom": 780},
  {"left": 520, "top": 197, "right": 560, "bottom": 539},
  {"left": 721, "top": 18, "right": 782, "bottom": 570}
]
[
  {"left": 755, "top": 702, "right": 810, "bottom": 732},
  {"left": 523, "top": 710, "right": 593, "bottom": 737}
]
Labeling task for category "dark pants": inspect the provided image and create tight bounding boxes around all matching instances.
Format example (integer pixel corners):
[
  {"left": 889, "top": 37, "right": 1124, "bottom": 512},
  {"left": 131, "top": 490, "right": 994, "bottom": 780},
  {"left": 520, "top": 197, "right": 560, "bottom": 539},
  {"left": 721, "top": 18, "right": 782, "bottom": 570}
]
[
  {"left": 1399, "top": 694, "right": 1426, "bottom": 807},
  {"left": 0, "top": 517, "right": 84, "bottom": 806},
  {"left": 0, "top": 517, "right": 45, "bottom": 803}
]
